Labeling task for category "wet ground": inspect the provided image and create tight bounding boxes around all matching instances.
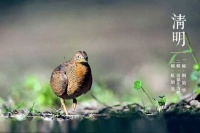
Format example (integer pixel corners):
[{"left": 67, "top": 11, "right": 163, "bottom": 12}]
[{"left": 1, "top": 98, "right": 200, "bottom": 133}]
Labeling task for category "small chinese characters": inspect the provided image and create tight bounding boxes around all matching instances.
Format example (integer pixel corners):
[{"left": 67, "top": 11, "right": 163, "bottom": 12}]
[
  {"left": 171, "top": 13, "right": 186, "bottom": 47},
  {"left": 170, "top": 59, "right": 187, "bottom": 94}
]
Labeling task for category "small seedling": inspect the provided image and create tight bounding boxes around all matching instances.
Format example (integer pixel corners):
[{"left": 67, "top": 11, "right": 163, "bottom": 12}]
[
  {"left": 16, "top": 102, "right": 24, "bottom": 110},
  {"left": 153, "top": 95, "right": 166, "bottom": 112},
  {"left": 133, "top": 80, "right": 156, "bottom": 110},
  {"left": 1, "top": 104, "right": 12, "bottom": 115},
  {"left": 29, "top": 102, "right": 38, "bottom": 115},
  {"left": 157, "top": 95, "right": 166, "bottom": 107}
]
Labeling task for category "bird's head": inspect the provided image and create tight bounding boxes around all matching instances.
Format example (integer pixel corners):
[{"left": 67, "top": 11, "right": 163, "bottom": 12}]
[{"left": 73, "top": 51, "right": 88, "bottom": 63}]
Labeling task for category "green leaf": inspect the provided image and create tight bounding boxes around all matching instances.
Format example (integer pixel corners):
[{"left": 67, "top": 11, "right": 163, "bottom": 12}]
[
  {"left": 182, "top": 49, "right": 192, "bottom": 53},
  {"left": 24, "top": 75, "right": 41, "bottom": 91},
  {"left": 16, "top": 102, "right": 24, "bottom": 109},
  {"left": 133, "top": 80, "right": 143, "bottom": 90},
  {"left": 157, "top": 96, "right": 166, "bottom": 106},
  {"left": 169, "top": 49, "right": 192, "bottom": 64},
  {"left": 193, "top": 64, "right": 200, "bottom": 71},
  {"left": 158, "top": 95, "right": 165, "bottom": 98},
  {"left": 169, "top": 53, "right": 178, "bottom": 64},
  {"left": 194, "top": 89, "right": 200, "bottom": 94},
  {"left": 29, "top": 102, "right": 36, "bottom": 114},
  {"left": 190, "top": 71, "right": 200, "bottom": 82}
]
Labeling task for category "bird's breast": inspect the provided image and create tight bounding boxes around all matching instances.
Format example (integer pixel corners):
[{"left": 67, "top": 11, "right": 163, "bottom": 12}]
[
  {"left": 66, "top": 62, "right": 90, "bottom": 97},
  {"left": 75, "top": 63, "right": 88, "bottom": 84}
]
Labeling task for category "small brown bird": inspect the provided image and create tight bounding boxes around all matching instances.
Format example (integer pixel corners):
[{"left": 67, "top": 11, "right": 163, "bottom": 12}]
[{"left": 50, "top": 51, "right": 92, "bottom": 115}]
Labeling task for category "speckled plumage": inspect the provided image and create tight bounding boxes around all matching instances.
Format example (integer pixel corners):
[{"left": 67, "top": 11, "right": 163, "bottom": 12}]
[{"left": 50, "top": 51, "right": 92, "bottom": 115}]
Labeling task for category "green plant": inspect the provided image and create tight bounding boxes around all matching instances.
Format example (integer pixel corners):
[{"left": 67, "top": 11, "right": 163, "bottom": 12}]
[
  {"left": 152, "top": 95, "right": 166, "bottom": 112},
  {"left": 1, "top": 104, "right": 12, "bottom": 115},
  {"left": 90, "top": 82, "right": 119, "bottom": 106},
  {"left": 169, "top": 32, "right": 199, "bottom": 65},
  {"left": 191, "top": 65, "right": 200, "bottom": 94},
  {"left": 29, "top": 102, "right": 37, "bottom": 114},
  {"left": 11, "top": 75, "right": 119, "bottom": 111},
  {"left": 157, "top": 95, "right": 166, "bottom": 107},
  {"left": 15, "top": 102, "right": 25, "bottom": 110},
  {"left": 133, "top": 80, "right": 156, "bottom": 110},
  {"left": 10, "top": 75, "right": 60, "bottom": 109},
  {"left": 169, "top": 32, "right": 200, "bottom": 94}
]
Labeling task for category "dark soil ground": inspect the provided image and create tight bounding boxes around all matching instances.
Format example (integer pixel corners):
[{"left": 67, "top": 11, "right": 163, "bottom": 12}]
[{"left": 1, "top": 97, "right": 200, "bottom": 133}]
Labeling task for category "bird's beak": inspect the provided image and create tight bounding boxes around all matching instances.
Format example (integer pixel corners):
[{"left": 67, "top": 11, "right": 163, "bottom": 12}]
[{"left": 80, "top": 58, "right": 87, "bottom": 63}]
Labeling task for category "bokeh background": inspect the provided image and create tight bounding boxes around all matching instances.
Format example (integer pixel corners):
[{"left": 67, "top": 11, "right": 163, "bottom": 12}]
[{"left": 0, "top": 0, "right": 199, "bottom": 110}]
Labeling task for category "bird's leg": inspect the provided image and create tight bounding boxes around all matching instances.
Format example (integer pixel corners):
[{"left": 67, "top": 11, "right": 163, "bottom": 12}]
[
  {"left": 60, "top": 98, "right": 69, "bottom": 115},
  {"left": 72, "top": 98, "right": 77, "bottom": 111}
]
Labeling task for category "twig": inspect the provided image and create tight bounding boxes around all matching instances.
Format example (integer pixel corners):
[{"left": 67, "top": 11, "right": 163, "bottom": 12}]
[
  {"left": 185, "top": 32, "right": 200, "bottom": 65},
  {"left": 90, "top": 93, "right": 110, "bottom": 107},
  {"left": 141, "top": 87, "right": 157, "bottom": 111}
]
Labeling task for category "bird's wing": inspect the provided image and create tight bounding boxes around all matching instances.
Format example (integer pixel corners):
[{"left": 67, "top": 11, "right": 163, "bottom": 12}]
[
  {"left": 50, "top": 64, "right": 68, "bottom": 97},
  {"left": 84, "top": 65, "right": 93, "bottom": 93},
  {"left": 87, "top": 73, "right": 93, "bottom": 92}
]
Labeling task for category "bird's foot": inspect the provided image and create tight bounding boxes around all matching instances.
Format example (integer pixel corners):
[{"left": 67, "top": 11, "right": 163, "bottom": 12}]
[
  {"left": 72, "top": 98, "right": 77, "bottom": 111},
  {"left": 60, "top": 98, "right": 69, "bottom": 115}
]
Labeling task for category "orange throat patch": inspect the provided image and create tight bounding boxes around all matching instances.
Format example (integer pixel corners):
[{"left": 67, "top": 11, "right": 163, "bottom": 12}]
[{"left": 75, "top": 62, "right": 88, "bottom": 81}]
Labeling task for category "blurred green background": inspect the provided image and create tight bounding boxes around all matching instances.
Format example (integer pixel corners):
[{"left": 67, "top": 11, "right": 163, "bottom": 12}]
[{"left": 0, "top": 0, "right": 199, "bottom": 110}]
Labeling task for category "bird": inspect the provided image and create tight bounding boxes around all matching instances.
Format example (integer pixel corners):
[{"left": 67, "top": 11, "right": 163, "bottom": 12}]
[{"left": 50, "top": 51, "right": 92, "bottom": 115}]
